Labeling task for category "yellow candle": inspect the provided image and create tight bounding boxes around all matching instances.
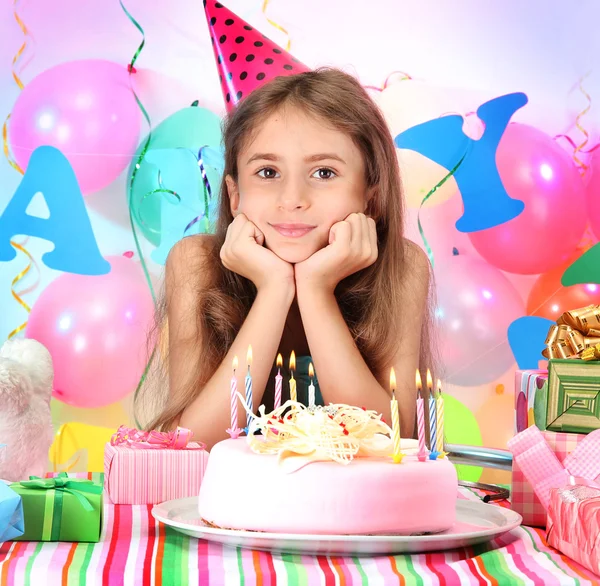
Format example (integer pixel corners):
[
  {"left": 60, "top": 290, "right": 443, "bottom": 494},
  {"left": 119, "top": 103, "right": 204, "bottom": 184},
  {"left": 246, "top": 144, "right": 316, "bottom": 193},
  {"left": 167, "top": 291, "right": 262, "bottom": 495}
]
[
  {"left": 289, "top": 351, "right": 297, "bottom": 402},
  {"left": 390, "top": 368, "right": 402, "bottom": 462},
  {"left": 436, "top": 379, "right": 444, "bottom": 452}
]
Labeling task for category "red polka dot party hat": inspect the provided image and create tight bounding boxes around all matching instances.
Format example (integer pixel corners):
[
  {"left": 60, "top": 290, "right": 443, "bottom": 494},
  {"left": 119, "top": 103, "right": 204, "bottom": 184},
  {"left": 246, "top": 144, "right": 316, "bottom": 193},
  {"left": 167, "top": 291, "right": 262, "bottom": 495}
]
[{"left": 203, "top": 0, "right": 310, "bottom": 112}]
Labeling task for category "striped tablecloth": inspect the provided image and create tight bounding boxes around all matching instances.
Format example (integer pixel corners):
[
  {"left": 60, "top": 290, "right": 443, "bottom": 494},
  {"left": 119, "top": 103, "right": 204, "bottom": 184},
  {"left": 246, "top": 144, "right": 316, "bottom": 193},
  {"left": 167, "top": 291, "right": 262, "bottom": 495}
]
[{"left": 0, "top": 475, "right": 598, "bottom": 585}]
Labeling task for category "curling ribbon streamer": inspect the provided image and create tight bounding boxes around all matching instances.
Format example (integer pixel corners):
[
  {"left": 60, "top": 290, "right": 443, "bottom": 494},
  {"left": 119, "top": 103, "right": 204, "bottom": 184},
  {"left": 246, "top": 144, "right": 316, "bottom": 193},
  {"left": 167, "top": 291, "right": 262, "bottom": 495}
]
[
  {"left": 363, "top": 71, "right": 413, "bottom": 93},
  {"left": 572, "top": 74, "right": 592, "bottom": 174},
  {"left": 183, "top": 147, "right": 213, "bottom": 235},
  {"left": 119, "top": 0, "right": 160, "bottom": 305},
  {"left": 554, "top": 74, "right": 598, "bottom": 176},
  {"left": 120, "top": 0, "right": 168, "bottom": 427},
  {"left": 416, "top": 143, "right": 470, "bottom": 269},
  {"left": 262, "top": 0, "right": 291, "bottom": 51},
  {"left": 4, "top": 0, "right": 39, "bottom": 340}
]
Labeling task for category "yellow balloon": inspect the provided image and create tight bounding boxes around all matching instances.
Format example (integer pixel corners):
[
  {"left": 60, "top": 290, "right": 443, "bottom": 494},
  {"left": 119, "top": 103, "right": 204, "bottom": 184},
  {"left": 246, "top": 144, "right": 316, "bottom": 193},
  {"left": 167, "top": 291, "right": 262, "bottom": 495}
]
[
  {"left": 397, "top": 150, "right": 459, "bottom": 208},
  {"left": 51, "top": 397, "right": 131, "bottom": 430},
  {"left": 376, "top": 81, "right": 471, "bottom": 209},
  {"left": 49, "top": 422, "right": 118, "bottom": 473}
]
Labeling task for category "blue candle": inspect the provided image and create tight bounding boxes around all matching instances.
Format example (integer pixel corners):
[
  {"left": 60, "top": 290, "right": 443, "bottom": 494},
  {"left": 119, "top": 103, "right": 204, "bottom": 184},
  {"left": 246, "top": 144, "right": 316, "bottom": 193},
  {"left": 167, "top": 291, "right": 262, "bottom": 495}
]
[{"left": 245, "top": 345, "right": 253, "bottom": 428}]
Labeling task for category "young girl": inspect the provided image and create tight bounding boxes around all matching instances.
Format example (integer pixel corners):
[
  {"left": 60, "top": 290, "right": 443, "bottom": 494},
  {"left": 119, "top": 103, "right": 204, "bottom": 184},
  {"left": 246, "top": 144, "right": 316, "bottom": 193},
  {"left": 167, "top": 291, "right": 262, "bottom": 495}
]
[{"left": 136, "top": 68, "right": 437, "bottom": 450}]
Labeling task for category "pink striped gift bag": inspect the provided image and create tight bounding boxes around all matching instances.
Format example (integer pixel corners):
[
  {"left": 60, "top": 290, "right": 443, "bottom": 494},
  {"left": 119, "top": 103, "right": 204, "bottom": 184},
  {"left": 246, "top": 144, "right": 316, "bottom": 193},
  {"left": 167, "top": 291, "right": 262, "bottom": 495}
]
[{"left": 104, "top": 425, "right": 209, "bottom": 504}]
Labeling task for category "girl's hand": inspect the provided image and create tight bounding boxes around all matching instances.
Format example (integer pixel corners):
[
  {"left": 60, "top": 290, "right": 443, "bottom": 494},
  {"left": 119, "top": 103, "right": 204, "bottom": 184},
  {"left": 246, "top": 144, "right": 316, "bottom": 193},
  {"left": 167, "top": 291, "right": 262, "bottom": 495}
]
[
  {"left": 295, "top": 213, "right": 378, "bottom": 293},
  {"left": 220, "top": 214, "right": 295, "bottom": 292}
]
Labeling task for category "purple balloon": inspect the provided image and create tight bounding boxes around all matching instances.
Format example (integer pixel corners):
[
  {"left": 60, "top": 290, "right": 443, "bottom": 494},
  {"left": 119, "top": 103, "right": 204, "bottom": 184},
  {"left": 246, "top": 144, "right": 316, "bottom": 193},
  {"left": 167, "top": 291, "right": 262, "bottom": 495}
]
[
  {"left": 435, "top": 254, "right": 525, "bottom": 386},
  {"left": 9, "top": 59, "right": 141, "bottom": 195},
  {"left": 26, "top": 256, "right": 155, "bottom": 408}
]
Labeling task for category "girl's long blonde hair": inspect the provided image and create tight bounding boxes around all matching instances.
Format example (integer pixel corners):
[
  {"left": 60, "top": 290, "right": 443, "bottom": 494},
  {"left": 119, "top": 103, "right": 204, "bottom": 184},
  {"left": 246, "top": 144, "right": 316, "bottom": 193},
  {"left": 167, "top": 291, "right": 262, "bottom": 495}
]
[{"left": 136, "top": 68, "right": 439, "bottom": 433}]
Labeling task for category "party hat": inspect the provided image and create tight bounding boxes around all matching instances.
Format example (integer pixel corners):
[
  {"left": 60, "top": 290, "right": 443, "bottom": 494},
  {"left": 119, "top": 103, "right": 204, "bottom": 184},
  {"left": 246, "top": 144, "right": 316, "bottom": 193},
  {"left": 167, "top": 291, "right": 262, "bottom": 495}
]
[{"left": 204, "top": 0, "right": 310, "bottom": 112}]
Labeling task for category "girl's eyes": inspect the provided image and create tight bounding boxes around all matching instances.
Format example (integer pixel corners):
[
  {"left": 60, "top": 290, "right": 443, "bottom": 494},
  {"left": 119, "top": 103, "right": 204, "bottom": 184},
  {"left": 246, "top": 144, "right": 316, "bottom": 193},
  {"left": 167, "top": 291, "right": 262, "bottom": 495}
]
[
  {"left": 256, "top": 167, "right": 280, "bottom": 179},
  {"left": 255, "top": 167, "right": 337, "bottom": 180}
]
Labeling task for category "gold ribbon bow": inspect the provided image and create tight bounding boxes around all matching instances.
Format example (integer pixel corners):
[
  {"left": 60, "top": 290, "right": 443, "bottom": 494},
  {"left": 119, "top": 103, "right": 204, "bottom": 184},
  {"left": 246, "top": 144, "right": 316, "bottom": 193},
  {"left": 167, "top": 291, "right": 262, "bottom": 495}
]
[{"left": 542, "top": 305, "right": 600, "bottom": 361}]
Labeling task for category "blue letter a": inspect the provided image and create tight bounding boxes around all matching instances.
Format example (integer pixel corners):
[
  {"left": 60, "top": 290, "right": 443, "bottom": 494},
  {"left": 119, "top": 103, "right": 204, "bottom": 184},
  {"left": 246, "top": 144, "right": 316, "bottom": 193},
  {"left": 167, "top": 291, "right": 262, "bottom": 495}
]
[{"left": 0, "top": 146, "right": 110, "bottom": 275}]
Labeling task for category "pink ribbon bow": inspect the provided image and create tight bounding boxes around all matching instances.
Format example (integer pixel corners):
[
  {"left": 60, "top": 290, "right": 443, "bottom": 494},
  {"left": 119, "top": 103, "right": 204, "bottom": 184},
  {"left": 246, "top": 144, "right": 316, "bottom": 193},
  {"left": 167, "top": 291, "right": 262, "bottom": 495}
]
[
  {"left": 110, "top": 425, "right": 205, "bottom": 450},
  {"left": 508, "top": 426, "right": 600, "bottom": 509}
]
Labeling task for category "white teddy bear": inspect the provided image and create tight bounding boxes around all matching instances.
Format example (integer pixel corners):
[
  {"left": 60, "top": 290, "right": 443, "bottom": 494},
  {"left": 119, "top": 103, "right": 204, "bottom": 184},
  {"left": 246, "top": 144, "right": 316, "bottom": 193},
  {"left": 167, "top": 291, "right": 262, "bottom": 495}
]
[{"left": 0, "top": 338, "right": 54, "bottom": 482}]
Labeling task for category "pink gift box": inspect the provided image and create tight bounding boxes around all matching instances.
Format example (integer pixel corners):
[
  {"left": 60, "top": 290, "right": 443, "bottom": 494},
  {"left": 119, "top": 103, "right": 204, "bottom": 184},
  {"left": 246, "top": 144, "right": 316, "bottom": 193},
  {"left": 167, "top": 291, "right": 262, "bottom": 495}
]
[
  {"left": 514, "top": 369, "right": 547, "bottom": 434},
  {"left": 511, "top": 430, "right": 592, "bottom": 527},
  {"left": 547, "top": 485, "right": 600, "bottom": 577},
  {"left": 104, "top": 442, "right": 209, "bottom": 505}
]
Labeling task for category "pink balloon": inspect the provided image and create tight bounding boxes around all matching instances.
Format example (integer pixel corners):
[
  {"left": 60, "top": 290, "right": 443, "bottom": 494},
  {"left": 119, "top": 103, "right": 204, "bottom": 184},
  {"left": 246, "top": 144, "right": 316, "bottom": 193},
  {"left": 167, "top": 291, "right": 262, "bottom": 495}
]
[
  {"left": 9, "top": 60, "right": 141, "bottom": 195},
  {"left": 587, "top": 149, "right": 600, "bottom": 241},
  {"left": 468, "top": 124, "right": 586, "bottom": 274},
  {"left": 26, "top": 256, "right": 155, "bottom": 408},
  {"left": 435, "top": 254, "right": 524, "bottom": 386}
]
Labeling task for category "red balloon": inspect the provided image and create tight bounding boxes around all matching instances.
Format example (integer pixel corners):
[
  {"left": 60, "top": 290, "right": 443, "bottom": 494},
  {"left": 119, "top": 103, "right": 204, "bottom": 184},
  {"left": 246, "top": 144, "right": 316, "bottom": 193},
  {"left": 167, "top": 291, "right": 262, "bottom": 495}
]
[
  {"left": 586, "top": 150, "right": 600, "bottom": 241},
  {"left": 526, "top": 256, "right": 600, "bottom": 319},
  {"left": 469, "top": 124, "right": 586, "bottom": 275}
]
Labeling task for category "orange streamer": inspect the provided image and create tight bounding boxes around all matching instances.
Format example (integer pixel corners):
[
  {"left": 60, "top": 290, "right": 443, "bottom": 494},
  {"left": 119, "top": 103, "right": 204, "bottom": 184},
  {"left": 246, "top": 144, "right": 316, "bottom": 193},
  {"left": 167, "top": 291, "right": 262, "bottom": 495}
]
[{"left": 262, "top": 0, "right": 291, "bottom": 51}]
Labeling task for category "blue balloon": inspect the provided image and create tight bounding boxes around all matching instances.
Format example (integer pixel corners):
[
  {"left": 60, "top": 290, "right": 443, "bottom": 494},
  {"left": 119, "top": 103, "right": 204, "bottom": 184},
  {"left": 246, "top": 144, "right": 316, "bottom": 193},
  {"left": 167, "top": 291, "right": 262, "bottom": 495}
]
[{"left": 508, "top": 316, "right": 554, "bottom": 369}]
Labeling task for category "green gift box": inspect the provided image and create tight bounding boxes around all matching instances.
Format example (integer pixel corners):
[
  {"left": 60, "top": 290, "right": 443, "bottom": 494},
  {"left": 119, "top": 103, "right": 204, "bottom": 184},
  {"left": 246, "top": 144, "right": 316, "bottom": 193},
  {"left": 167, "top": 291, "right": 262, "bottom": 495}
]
[
  {"left": 546, "top": 359, "right": 600, "bottom": 434},
  {"left": 10, "top": 472, "right": 103, "bottom": 542}
]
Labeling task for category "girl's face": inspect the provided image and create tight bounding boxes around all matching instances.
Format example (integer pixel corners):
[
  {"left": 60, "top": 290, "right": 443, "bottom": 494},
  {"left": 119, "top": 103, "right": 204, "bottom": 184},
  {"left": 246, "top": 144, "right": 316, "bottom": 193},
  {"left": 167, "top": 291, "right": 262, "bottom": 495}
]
[{"left": 226, "top": 106, "right": 371, "bottom": 264}]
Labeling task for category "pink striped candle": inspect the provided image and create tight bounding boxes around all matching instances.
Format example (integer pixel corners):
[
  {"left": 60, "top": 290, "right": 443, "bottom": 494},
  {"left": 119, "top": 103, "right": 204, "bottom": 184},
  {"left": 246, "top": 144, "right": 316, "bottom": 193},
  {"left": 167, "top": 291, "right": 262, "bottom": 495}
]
[
  {"left": 230, "top": 356, "right": 239, "bottom": 429},
  {"left": 274, "top": 353, "right": 283, "bottom": 410},
  {"left": 416, "top": 370, "right": 427, "bottom": 461}
]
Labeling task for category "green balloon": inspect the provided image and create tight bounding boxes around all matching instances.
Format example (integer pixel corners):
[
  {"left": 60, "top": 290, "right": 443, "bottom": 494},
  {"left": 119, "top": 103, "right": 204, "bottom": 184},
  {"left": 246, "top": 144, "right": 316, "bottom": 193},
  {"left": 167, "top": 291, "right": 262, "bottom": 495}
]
[
  {"left": 444, "top": 394, "right": 483, "bottom": 482},
  {"left": 561, "top": 243, "right": 600, "bottom": 286},
  {"left": 127, "top": 107, "right": 223, "bottom": 246}
]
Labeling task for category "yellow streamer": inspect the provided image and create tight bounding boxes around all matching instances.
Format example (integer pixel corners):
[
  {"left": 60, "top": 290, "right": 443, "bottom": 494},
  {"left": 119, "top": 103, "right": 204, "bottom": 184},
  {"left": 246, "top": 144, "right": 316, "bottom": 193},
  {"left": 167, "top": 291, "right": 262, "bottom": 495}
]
[
  {"left": 262, "top": 0, "right": 291, "bottom": 51},
  {"left": 4, "top": 0, "right": 36, "bottom": 340},
  {"left": 572, "top": 72, "right": 592, "bottom": 175}
]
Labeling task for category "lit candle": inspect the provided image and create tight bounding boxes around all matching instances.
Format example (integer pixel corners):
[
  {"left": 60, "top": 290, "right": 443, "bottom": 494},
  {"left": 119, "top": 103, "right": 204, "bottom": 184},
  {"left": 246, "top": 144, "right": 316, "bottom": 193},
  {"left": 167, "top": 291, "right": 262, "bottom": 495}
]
[
  {"left": 436, "top": 379, "right": 444, "bottom": 452},
  {"left": 308, "top": 362, "right": 315, "bottom": 408},
  {"left": 245, "top": 345, "right": 253, "bottom": 428},
  {"left": 274, "top": 353, "right": 283, "bottom": 410},
  {"left": 427, "top": 369, "right": 437, "bottom": 451},
  {"left": 230, "top": 356, "right": 239, "bottom": 431},
  {"left": 289, "top": 351, "right": 297, "bottom": 403},
  {"left": 416, "top": 369, "right": 427, "bottom": 461},
  {"left": 390, "top": 367, "right": 402, "bottom": 462}
]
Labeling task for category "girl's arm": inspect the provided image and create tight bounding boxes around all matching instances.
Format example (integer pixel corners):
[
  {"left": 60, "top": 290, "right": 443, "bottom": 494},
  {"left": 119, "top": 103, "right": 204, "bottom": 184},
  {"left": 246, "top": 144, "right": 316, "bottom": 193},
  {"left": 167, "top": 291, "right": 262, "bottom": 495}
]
[
  {"left": 167, "top": 235, "right": 295, "bottom": 450},
  {"left": 296, "top": 238, "right": 430, "bottom": 437}
]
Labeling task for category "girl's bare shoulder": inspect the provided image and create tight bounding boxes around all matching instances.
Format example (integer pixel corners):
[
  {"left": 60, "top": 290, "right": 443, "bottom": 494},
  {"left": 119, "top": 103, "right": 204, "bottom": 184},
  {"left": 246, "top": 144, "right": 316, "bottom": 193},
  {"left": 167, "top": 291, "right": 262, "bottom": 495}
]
[{"left": 166, "top": 234, "right": 217, "bottom": 271}]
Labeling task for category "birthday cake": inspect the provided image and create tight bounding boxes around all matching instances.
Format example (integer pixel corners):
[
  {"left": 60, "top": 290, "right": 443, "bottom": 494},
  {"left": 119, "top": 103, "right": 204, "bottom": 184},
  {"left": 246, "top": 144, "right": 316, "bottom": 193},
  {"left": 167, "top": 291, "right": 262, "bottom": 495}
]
[{"left": 198, "top": 401, "right": 458, "bottom": 535}]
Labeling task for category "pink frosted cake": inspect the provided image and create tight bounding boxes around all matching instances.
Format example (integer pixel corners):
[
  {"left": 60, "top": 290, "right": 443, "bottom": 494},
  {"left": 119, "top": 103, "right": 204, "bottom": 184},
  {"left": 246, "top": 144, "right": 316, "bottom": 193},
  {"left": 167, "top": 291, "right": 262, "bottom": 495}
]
[{"left": 198, "top": 402, "right": 458, "bottom": 535}]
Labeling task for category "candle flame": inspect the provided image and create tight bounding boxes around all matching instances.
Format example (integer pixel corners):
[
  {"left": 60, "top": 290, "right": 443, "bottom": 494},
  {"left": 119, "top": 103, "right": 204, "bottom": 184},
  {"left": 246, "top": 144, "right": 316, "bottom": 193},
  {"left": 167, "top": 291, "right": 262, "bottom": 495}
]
[
  {"left": 276, "top": 353, "right": 283, "bottom": 368},
  {"left": 247, "top": 345, "right": 253, "bottom": 366},
  {"left": 289, "top": 350, "right": 296, "bottom": 372},
  {"left": 437, "top": 379, "right": 442, "bottom": 394},
  {"left": 426, "top": 368, "right": 433, "bottom": 391},
  {"left": 232, "top": 355, "right": 238, "bottom": 370},
  {"left": 415, "top": 369, "right": 422, "bottom": 391},
  {"left": 389, "top": 367, "right": 396, "bottom": 391},
  {"left": 308, "top": 362, "right": 314, "bottom": 378}
]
